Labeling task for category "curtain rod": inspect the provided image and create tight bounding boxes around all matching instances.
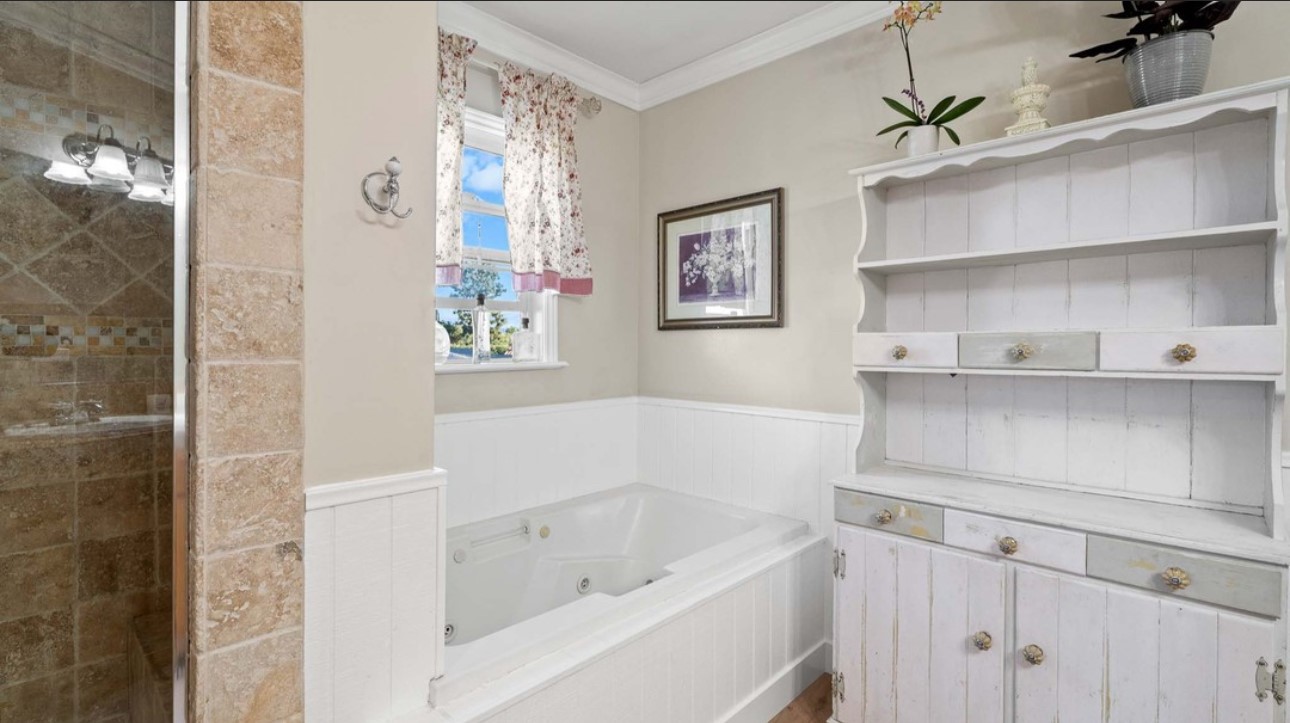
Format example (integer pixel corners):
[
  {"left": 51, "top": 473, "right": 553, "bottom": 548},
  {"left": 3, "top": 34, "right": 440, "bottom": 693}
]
[{"left": 468, "top": 57, "right": 603, "bottom": 118}]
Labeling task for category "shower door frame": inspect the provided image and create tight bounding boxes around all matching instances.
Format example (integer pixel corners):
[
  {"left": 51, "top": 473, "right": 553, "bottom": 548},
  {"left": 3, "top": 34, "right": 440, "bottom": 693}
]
[{"left": 171, "top": 1, "right": 190, "bottom": 720}]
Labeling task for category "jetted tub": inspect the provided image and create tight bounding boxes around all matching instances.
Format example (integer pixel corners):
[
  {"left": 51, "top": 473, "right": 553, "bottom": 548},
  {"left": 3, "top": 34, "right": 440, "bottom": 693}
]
[{"left": 430, "top": 483, "right": 809, "bottom": 704}]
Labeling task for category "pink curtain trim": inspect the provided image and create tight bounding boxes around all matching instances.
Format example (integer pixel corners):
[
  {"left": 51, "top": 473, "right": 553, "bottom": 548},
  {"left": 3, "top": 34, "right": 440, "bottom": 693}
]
[
  {"left": 436, "top": 265, "right": 462, "bottom": 287},
  {"left": 512, "top": 270, "right": 593, "bottom": 296}
]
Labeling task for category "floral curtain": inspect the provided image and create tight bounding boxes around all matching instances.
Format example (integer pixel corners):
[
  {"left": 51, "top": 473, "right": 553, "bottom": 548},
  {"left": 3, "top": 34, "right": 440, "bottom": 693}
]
[
  {"left": 435, "top": 29, "right": 477, "bottom": 286},
  {"left": 499, "top": 63, "right": 593, "bottom": 295}
]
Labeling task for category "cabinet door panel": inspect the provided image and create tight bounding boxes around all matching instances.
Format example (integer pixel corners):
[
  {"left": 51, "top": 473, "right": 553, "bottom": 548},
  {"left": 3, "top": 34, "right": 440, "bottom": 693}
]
[
  {"left": 1158, "top": 602, "right": 1218, "bottom": 723},
  {"left": 863, "top": 533, "right": 898, "bottom": 721},
  {"left": 1107, "top": 589, "right": 1159, "bottom": 723},
  {"left": 964, "top": 556, "right": 1006, "bottom": 723},
  {"left": 833, "top": 525, "right": 866, "bottom": 723},
  {"left": 895, "top": 543, "right": 931, "bottom": 723},
  {"left": 1014, "top": 568, "right": 1060, "bottom": 721},
  {"left": 929, "top": 550, "right": 970, "bottom": 723},
  {"left": 1056, "top": 579, "right": 1106, "bottom": 723}
]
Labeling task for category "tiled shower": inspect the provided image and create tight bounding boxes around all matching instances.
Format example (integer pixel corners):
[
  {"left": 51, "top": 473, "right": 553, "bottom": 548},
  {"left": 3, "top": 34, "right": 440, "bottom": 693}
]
[{"left": 0, "top": 2, "right": 177, "bottom": 721}]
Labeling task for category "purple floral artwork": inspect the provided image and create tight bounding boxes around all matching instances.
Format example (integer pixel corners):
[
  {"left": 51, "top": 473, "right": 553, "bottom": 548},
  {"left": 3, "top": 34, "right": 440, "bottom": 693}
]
[{"left": 678, "top": 224, "right": 757, "bottom": 304}]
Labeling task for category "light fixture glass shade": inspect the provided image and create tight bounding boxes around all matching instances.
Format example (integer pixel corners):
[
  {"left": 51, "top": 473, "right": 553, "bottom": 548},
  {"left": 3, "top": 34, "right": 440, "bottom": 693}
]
[
  {"left": 44, "top": 160, "right": 91, "bottom": 185},
  {"left": 128, "top": 183, "right": 166, "bottom": 203},
  {"left": 89, "top": 175, "right": 130, "bottom": 193},
  {"left": 128, "top": 153, "right": 167, "bottom": 202},
  {"left": 161, "top": 186, "right": 175, "bottom": 206},
  {"left": 87, "top": 143, "right": 132, "bottom": 182}
]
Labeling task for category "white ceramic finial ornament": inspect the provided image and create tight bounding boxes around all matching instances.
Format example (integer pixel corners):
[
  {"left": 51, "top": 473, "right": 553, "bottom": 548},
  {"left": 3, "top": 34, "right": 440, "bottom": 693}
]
[{"left": 1005, "top": 57, "right": 1051, "bottom": 136}]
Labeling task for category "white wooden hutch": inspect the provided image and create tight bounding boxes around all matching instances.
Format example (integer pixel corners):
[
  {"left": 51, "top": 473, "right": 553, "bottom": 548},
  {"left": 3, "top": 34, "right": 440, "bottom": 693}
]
[{"left": 831, "top": 77, "right": 1290, "bottom": 722}]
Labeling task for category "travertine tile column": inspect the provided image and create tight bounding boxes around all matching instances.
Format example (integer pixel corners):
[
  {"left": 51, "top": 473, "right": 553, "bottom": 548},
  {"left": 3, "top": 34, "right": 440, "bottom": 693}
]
[{"left": 188, "top": 2, "right": 305, "bottom": 721}]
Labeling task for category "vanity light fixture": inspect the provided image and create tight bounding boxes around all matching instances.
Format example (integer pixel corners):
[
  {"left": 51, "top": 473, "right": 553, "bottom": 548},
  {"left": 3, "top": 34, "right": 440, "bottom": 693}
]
[
  {"left": 48, "top": 124, "right": 176, "bottom": 202},
  {"left": 84, "top": 126, "right": 133, "bottom": 182},
  {"left": 43, "top": 160, "right": 91, "bottom": 185},
  {"left": 128, "top": 137, "right": 168, "bottom": 203}
]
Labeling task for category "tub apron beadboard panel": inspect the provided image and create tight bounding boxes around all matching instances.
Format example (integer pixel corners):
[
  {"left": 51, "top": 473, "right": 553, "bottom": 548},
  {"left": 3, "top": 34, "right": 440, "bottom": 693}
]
[{"left": 304, "top": 469, "right": 448, "bottom": 723}]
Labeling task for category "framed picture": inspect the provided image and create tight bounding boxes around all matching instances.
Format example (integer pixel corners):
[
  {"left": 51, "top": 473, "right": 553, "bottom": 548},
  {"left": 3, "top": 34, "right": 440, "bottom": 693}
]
[{"left": 657, "top": 188, "right": 783, "bottom": 330}]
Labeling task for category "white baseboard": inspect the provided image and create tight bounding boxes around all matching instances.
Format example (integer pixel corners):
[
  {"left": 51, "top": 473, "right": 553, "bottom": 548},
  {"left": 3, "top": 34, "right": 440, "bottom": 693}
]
[{"left": 721, "top": 641, "right": 831, "bottom": 723}]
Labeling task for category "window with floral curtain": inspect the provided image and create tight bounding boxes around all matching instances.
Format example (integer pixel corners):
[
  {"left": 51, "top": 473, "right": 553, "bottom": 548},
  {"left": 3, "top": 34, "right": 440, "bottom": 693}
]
[{"left": 499, "top": 62, "right": 593, "bottom": 295}]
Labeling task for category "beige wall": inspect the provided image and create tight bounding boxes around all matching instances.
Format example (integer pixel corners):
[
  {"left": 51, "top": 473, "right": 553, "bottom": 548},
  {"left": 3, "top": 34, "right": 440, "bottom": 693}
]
[
  {"left": 434, "top": 96, "right": 641, "bottom": 413},
  {"left": 637, "top": 0, "right": 1290, "bottom": 415},
  {"left": 303, "top": 2, "right": 438, "bottom": 485}
]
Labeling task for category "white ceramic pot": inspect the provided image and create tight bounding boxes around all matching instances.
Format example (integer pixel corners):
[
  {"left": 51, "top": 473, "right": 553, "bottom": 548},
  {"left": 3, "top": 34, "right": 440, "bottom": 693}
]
[{"left": 906, "top": 125, "right": 940, "bottom": 157}]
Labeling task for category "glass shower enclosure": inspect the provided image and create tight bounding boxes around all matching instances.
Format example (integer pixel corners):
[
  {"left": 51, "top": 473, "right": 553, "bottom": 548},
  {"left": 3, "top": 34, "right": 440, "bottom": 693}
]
[{"left": 0, "top": 2, "right": 187, "bottom": 721}]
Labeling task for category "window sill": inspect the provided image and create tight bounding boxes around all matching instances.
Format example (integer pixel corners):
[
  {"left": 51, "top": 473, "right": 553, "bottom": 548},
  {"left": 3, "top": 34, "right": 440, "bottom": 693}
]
[{"left": 435, "top": 361, "right": 569, "bottom": 375}]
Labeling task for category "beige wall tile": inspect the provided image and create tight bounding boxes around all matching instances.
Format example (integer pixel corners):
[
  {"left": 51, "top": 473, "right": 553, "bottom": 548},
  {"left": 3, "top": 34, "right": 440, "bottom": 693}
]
[
  {"left": 76, "top": 655, "right": 130, "bottom": 721},
  {"left": 193, "top": 629, "right": 302, "bottom": 723},
  {"left": 209, "top": 0, "right": 303, "bottom": 89},
  {"left": 25, "top": 234, "right": 135, "bottom": 313},
  {"left": 194, "top": 452, "right": 301, "bottom": 555},
  {"left": 72, "top": 433, "right": 157, "bottom": 481},
  {"left": 78, "top": 531, "right": 156, "bottom": 599},
  {"left": 199, "top": 169, "right": 303, "bottom": 270},
  {"left": 0, "top": 22, "right": 71, "bottom": 94},
  {"left": 0, "top": 483, "right": 72, "bottom": 554},
  {"left": 198, "top": 71, "right": 302, "bottom": 179},
  {"left": 0, "top": 180, "right": 77, "bottom": 264},
  {"left": 203, "top": 363, "right": 302, "bottom": 456},
  {"left": 193, "top": 542, "right": 301, "bottom": 652},
  {"left": 0, "top": 547, "right": 74, "bottom": 621},
  {"left": 0, "top": 609, "right": 73, "bottom": 684},
  {"left": 88, "top": 203, "right": 173, "bottom": 275},
  {"left": 77, "top": 474, "right": 155, "bottom": 539},
  {"left": 0, "top": 670, "right": 74, "bottom": 722},
  {"left": 195, "top": 266, "right": 303, "bottom": 361},
  {"left": 76, "top": 589, "right": 164, "bottom": 664}
]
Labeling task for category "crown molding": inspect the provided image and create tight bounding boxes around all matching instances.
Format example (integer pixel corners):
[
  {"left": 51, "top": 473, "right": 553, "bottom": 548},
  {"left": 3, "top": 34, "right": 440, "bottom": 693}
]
[
  {"left": 438, "top": 1, "right": 641, "bottom": 109},
  {"left": 638, "top": 1, "right": 888, "bottom": 109},
  {"left": 439, "top": 0, "right": 888, "bottom": 112}
]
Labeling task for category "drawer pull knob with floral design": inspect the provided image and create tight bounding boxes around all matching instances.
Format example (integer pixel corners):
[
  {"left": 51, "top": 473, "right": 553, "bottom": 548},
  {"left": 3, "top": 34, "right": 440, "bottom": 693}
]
[
  {"left": 1171, "top": 343, "right": 1198, "bottom": 363},
  {"left": 891, "top": 345, "right": 909, "bottom": 361},
  {"left": 1161, "top": 566, "right": 1191, "bottom": 590},
  {"left": 972, "top": 631, "right": 993, "bottom": 651},
  {"left": 1010, "top": 342, "right": 1035, "bottom": 361},
  {"left": 1021, "top": 644, "right": 1045, "bottom": 666},
  {"left": 875, "top": 509, "right": 894, "bottom": 525},
  {"left": 997, "top": 536, "right": 1019, "bottom": 556}
]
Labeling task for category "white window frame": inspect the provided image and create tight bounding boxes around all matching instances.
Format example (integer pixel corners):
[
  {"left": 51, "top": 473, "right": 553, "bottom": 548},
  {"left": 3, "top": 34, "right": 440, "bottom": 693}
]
[{"left": 436, "top": 108, "right": 563, "bottom": 374}]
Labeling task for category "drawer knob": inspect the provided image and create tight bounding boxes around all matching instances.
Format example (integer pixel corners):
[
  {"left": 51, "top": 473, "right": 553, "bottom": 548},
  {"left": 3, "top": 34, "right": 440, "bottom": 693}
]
[
  {"left": 1161, "top": 566, "right": 1191, "bottom": 590},
  {"left": 1021, "top": 644, "right": 1045, "bottom": 666},
  {"left": 1171, "top": 343, "right": 1197, "bottom": 363},
  {"left": 972, "top": 631, "right": 993, "bottom": 651},
  {"left": 875, "top": 508, "right": 894, "bottom": 525},
  {"left": 997, "top": 536, "right": 1019, "bottom": 556},
  {"left": 1010, "top": 342, "right": 1035, "bottom": 361},
  {"left": 891, "top": 345, "right": 908, "bottom": 361}
]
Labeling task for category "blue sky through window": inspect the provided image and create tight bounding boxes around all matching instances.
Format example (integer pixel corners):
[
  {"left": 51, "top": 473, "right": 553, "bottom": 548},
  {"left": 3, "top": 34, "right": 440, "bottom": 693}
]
[{"left": 463, "top": 146, "right": 504, "bottom": 205}]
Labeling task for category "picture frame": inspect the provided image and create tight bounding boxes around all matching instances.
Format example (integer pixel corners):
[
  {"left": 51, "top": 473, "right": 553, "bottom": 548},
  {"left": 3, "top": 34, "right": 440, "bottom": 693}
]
[{"left": 657, "top": 188, "right": 783, "bottom": 330}]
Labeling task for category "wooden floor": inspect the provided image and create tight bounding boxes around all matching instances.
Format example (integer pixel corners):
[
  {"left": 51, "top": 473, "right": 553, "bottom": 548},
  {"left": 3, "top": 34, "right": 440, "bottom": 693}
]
[{"left": 768, "top": 674, "right": 832, "bottom": 723}]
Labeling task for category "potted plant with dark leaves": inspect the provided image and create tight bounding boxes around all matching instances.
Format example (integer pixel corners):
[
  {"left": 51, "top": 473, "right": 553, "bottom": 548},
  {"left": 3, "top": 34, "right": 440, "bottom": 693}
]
[
  {"left": 878, "top": 1, "right": 985, "bottom": 157},
  {"left": 1071, "top": 1, "right": 1241, "bottom": 108}
]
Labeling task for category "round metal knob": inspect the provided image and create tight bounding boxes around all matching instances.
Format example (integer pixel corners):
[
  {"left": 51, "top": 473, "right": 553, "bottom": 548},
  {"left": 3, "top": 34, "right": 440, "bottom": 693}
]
[
  {"left": 875, "top": 509, "right": 894, "bottom": 525},
  {"left": 1022, "top": 644, "right": 1045, "bottom": 666},
  {"left": 1161, "top": 566, "right": 1191, "bottom": 590},
  {"left": 972, "top": 631, "right": 993, "bottom": 651},
  {"left": 891, "top": 345, "right": 908, "bottom": 361},
  {"left": 1171, "top": 343, "right": 1197, "bottom": 363},
  {"left": 997, "top": 536, "right": 1019, "bottom": 556},
  {"left": 1010, "top": 342, "right": 1035, "bottom": 361}
]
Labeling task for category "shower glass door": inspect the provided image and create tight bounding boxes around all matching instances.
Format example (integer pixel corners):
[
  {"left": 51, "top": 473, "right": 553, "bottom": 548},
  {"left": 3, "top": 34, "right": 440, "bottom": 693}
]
[{"left": 0, "top": 2, "right": 183, "bottom": 720}]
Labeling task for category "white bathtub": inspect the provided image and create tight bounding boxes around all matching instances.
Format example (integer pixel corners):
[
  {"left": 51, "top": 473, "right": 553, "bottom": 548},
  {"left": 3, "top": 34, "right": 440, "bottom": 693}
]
[{"left": 429, "top": 483, "right": 809, "bottom": 705}]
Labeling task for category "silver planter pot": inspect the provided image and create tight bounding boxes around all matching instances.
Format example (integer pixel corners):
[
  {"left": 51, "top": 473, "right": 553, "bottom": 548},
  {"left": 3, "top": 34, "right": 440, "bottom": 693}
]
[{"left": 1123, "top": 30, "right": 1213, "bottom": 108}]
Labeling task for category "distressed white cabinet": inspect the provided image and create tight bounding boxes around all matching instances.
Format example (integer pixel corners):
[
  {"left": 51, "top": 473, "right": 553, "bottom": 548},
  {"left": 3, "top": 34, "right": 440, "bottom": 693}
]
[
  {"left": 1014, "top": 566, "right": 1278, "bottom": 723},
  {"left": 833, "top": 526, "right": 1005, "bottom": 723}
]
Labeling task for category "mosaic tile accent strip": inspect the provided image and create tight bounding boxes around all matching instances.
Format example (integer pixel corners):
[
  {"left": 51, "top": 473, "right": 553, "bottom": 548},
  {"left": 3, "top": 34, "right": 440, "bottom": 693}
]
[
  {"left": 0, "top": 84, "right": 174, "bottom": 159},
  {"left": 1, "top": 314, "right": 173, "bottom": 356}
]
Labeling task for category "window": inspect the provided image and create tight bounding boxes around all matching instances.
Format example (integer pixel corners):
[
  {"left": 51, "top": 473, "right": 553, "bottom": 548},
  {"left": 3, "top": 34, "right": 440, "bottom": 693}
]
[{"left": 436, "top": 109, "right": 560, "bottom": 371}]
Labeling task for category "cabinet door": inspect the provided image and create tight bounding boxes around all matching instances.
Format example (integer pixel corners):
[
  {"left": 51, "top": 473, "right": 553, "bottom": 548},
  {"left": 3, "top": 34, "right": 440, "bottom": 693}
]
[
  {"left": 833, "top": 525, "right": 1006, "bottom": 723},
  {"left": 1014, "top": 567, "right": 1279, "bottom": 723}
]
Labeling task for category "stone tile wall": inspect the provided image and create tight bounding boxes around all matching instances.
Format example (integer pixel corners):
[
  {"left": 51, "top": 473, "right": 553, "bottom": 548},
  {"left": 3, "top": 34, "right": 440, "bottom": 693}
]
[{"left": 188, "top": 2, "right": 305, "bottom": 722}]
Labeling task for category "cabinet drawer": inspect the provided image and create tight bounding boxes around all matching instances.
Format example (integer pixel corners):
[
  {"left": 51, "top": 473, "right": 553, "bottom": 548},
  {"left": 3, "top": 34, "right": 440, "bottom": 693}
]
[
  {"left": 943, "top": 510, "right": 1086, "bottom": 574},
  {"left": 853, "top": 332, "right": 957, "bottom": 368},
  {"left": 958, "top": 331, "right": 1098, "bottom": 371},
  {"left": 834, "top": 488, "right": 943, "bottom": 542},
  {"left": 1087, "top": 536, "right": 1284, "bottom": 617},
  {"left": 1099, "top": 326, "right": 1283, "bottom": 375}
]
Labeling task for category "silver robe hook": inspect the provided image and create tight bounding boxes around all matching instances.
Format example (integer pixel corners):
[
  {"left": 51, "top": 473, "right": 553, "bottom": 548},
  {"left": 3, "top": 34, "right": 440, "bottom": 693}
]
[{"left": 361, "top": 156, "right": 413, "bottom": 219}]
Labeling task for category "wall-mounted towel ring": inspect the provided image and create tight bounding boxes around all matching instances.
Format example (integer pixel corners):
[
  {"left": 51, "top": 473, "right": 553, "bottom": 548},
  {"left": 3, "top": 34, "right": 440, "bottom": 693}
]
[{"left": 361, "top": 156, "right": 413, "bottom": 219}]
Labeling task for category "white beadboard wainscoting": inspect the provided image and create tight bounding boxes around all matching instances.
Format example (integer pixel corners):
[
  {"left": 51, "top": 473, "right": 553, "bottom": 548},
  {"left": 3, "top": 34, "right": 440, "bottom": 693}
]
[
  {"left": 434, "top": 398, "right": 638, "bottom": 528},
  {"left": 305, "top": 469, "right": 447, "bottom": 723},
  {"left": 637, "top": 398, "right": 861, "bottom": 536},
  {"left": 401, "top": 535, "right": 832, "bottom": 723},
  {"left": 434, "top": 397, "right": 861, "bottom": 534}
]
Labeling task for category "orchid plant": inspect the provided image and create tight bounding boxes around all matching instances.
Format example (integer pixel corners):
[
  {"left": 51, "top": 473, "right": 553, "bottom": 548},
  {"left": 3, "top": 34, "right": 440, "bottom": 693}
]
[{"left": 878, "top": 1, "right": 985, "bottom": 147}]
